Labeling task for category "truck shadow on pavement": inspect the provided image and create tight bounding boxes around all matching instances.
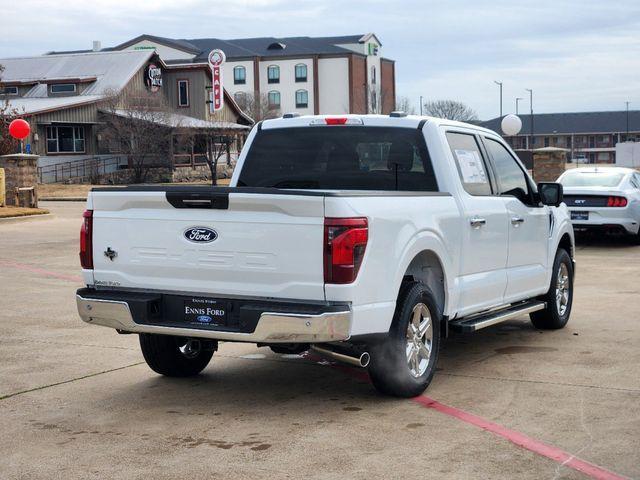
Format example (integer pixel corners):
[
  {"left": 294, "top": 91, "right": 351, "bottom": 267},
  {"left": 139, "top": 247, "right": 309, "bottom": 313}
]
[{"left": 101, "top": 318, "right": 559, "bottom": 413}]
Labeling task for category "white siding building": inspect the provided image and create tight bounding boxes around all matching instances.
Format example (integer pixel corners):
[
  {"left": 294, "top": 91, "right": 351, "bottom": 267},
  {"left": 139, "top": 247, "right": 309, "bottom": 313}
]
[{"left": 87, "top": 33, "right": 396, "bottom": 117}]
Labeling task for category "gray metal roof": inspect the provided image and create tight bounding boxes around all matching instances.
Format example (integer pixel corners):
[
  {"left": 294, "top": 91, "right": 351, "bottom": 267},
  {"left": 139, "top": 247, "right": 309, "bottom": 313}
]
[
  {"left": 481, "top": 111, "right": 640, "bottom": 135},
  {"left": 109, "top": 109, "right": 250, "bottom": 130},
  {"left": 0, "top": 50, "right": 154, "bottom": 114},
  {"left": 48, "top": 33, "right": 377, "bottom": 61}
]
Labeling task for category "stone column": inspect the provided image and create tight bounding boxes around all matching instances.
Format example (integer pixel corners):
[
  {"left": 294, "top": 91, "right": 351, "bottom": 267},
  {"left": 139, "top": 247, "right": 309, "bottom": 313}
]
[
  {"left": 0, "top": 154, "right": 39, "bottom": 207},
  {"left": 532, "top": 147, "right": 568, "bottom": 182}
]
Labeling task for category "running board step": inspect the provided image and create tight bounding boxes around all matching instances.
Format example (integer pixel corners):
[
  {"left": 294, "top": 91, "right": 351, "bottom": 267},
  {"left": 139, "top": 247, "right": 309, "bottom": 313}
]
[{"left": 449, "top": 301, "right": 546, "bottom": 333}]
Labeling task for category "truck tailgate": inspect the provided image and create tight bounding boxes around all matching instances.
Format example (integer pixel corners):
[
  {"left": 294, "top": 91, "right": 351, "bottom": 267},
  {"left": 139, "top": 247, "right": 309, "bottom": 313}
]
[{"left": 89, "top": 189, "right": 326, "bottom": 301}]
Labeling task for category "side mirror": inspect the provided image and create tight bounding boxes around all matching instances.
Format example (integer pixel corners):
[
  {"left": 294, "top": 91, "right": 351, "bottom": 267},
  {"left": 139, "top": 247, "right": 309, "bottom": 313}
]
[{"left": 538, "top": 182, "right": 563, "bottom": 207}]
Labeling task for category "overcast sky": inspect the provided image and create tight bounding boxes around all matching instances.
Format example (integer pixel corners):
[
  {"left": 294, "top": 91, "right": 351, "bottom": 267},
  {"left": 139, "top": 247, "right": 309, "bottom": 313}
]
[{"left": 1, "top": 0, "right": 638, "bottom": 119}]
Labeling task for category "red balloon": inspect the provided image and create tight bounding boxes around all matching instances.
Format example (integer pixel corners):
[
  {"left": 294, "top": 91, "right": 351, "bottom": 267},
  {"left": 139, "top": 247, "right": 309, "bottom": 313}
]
[{"left": 9, "top": 119, "right": 30, "bottom": 140}]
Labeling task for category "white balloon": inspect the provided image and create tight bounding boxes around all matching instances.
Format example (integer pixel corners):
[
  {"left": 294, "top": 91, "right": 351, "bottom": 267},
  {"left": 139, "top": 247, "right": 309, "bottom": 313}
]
[{"left": 501, "top": 114, "right": 522, "bottom": 136}]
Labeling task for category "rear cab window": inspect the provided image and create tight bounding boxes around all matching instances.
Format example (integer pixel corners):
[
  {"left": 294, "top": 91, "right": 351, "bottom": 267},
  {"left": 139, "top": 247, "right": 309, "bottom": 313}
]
[
  {"left": 560, "top": 171, "right": 626, "bottom": 188},
  {"left": 237, "top": 127, "right": 438, "bottom": 191}
]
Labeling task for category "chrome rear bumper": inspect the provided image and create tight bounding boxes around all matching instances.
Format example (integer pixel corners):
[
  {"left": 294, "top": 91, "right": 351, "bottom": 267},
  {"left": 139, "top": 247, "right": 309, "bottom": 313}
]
[{"left": 76, "top": 294, "right": 352, "bottom": 343}]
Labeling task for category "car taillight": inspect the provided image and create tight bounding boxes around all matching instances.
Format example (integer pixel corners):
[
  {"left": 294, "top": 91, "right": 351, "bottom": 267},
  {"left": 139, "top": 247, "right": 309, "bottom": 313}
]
[
  {"left": 80, "top": 209, "right": 93, "bottom": 269},
  {"left": 607, "top": 196, "right": 627, "bottom": 207},
  {"left": 324, "top": 217, "right": 368, "bottom": 284}
]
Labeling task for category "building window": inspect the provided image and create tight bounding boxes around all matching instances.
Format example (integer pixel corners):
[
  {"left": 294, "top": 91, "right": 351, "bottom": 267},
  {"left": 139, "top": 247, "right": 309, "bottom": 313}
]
[
  {"left": 544, "top": 137, "right": 550, "bottom": 147},
  {"left": 371, "top": 66, "right": 377, "bottom": 84},
  {"left": 233, "top": 66, "right": 246, "bottom": 85},
  {"left": 0, "top": 86, "right": 18, "bottom": 95},
  {"left": 295, "top": 89, "right": 308, "bottom": 108},
  {"left": 234, "top": 92, "right": 247, "bottom": 109},
  {"left": 46, "top": 126, "right": 85, "bottom": 153},
  {"left": 50, "top": 83, "right": 76, "bottom": 94},
  {"left": 267, "top": 65, "right": 280, "bottom": 84},
  {"left": 295, "top": 64, "right": 307, "bottom": 82},
  {"left": 177, "top": 79, "right": 189, "bottom": 107},
  {"left": 267, "top": 90, "right": 280, "bottom": 109}
]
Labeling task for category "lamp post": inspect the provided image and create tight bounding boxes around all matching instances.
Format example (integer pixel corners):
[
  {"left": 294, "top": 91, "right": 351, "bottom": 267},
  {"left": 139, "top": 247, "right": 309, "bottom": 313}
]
[
  {"left": 515, "top": 97, "right": 523, "bottom": 115},
  {"left": 626, "top": 101, "right": 630, "bottom": 138},
  {"left": 420, "top": 95, "right": 423, "bottom": 116},
  {"left": 526, "top": 88, "right": 533, "bottom": 150},
  {"left": 494, "top": 81, "right": 503, "bottom": 117}
]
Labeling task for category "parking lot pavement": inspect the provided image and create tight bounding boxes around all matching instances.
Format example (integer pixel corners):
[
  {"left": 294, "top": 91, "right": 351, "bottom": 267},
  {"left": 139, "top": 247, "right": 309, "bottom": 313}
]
[{"left": 1, "top": 201, "right": 638, "bottom": 480}]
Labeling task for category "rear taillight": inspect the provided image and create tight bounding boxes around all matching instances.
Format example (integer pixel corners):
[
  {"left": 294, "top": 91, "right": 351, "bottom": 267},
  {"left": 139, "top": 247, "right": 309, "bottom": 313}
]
[
  {"left": 324, "top": 217, "right": 368, "bottom": 284},
  {"left": 80, "top": 209, "right": 93, "bottom": 269},
  {"left": 607, "top": 196, "right": 627, "bottom": 207}
]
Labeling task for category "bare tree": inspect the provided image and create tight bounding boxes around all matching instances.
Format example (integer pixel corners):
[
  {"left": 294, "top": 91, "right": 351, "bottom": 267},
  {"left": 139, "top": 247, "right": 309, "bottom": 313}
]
[
  {"left": 423, "top": 99, "right": 478, "bottom": 122},
  {"left": 395, "top": 96, "right": 417, "bottom": 115},
  {"left": 0, "top": 64, "right": 22, "bottom": 156},
  {"left": 187, "top": 126, "right": 236, "bottom": 186},
  {"left": 98, "top": 89, "right": 173, "bottom": 183},
  {"left": 234, "top": 91, "right": 280, "bottom": 122},
  {"left": 352, "top": 86, "right": 395, "bottom": 114}
]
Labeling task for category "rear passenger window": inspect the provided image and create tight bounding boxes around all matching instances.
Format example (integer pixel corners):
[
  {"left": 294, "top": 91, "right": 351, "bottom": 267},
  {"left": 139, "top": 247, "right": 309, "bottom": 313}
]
[
  {"left": 484, "top": 138, "right": 531, "bottom": 203},
  {"left": 238, "top": 127, "right": 438, "bottom": 191},
  {"left": 446, "top": 132, "right": 492, "bottom": 196}
]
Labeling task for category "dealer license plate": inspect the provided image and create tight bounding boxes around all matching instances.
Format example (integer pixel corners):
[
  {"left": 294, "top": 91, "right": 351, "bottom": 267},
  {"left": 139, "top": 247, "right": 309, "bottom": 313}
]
[
  {"left": 570, "top": 211, "right": 589, "bottom": 221},
  {"left": 183, "top": 297, "right": 227, "bottom": 326}
]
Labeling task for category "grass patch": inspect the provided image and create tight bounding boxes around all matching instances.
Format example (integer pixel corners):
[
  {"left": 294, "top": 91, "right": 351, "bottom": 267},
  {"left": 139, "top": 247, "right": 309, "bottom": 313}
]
[
  {"left": 38, "top": 179, "right": 231, "bottom": 199},
  {"left": 38, "top": 184, "right": 97, "bottom": 198},
  {"left": 0, "top": 206, "right": 50, "bottom": 218}
]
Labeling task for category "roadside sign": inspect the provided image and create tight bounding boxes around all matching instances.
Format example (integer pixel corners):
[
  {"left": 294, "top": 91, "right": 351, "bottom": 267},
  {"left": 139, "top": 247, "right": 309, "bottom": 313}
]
[{"left": 208, "top": 49, "right": 226, "bottom": 113}]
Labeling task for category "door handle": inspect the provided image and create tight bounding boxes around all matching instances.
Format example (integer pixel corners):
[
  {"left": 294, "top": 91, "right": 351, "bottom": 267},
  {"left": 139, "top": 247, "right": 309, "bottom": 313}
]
[
  {"left": 470, "top": 217, "right": 486, "bottom": 228},
  {"left": 511, "top": 216, "right": 525, "bottom": 226}
]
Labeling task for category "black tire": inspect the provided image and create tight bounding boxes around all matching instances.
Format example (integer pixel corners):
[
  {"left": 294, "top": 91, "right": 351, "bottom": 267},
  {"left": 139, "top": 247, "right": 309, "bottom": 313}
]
[
  {"left": 368, "top": 282, "right": 441, "bottom": 398},
  {"left": 631, "top": 229, "right": 640, "bottom": 245},
  {"left": 530, "top": 248, "right": 574, "bottom": 330},
  {"left": 139, "top": 334, "right": 214, "bottom": 377}
]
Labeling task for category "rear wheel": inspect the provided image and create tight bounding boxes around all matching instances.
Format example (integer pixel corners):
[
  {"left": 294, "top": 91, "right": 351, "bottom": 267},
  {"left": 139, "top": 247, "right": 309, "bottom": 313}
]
[
  {"left": 530, "top": 248, "right": 573, "bottom": 329},
  {"left": 139, "top": 334, "right": 215, "bottom": 377},
  {"left": 368, "top": 282, "right": 441, "bottom": 398}
]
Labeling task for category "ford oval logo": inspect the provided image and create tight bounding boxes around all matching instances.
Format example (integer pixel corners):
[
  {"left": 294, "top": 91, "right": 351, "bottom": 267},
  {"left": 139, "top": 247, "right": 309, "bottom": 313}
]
[
  {"left": 196, "top": 315, "right": 213, "bottom": 323},
  {"left": 184, "top": 227, "right": 218, "bottom": 243}
]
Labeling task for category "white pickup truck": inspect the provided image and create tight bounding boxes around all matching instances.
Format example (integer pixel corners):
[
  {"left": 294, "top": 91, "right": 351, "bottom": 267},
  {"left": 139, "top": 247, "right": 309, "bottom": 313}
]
[{"left": 76, "top": 114, "right": 575, "bottom": 397}]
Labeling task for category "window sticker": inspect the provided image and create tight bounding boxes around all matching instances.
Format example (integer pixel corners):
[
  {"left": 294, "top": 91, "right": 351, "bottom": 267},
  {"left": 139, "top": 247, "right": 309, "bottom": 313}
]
[{"left": 455, "top": 149, "right": 487, "bottom": 184}]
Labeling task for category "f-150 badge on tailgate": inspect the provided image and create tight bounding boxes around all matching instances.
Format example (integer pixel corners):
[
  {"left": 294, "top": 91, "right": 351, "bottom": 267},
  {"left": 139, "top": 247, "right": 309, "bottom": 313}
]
[{"left": 184, "top": 227, "right": 218, "bottom": 243}]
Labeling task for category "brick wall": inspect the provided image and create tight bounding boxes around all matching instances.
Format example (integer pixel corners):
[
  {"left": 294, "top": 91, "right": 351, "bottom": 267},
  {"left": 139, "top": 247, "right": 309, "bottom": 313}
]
[
  {"left": 532, "top": 150, "right": 566, "bottom": 182},
  {"left": 380, "top": 59, "right": 395, "bottom": 114},
  {"left": 0, "top": 154, "right": 39, "bottom": 206},
  {"left": 350, "top": 55, "right": 367, "bottom": 114}
]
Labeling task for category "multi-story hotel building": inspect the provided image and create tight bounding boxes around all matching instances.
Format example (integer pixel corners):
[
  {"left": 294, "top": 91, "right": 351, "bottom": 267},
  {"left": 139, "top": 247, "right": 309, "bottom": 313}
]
[{"left": 53, "top": 33, "right": 396, "bottom": 117}]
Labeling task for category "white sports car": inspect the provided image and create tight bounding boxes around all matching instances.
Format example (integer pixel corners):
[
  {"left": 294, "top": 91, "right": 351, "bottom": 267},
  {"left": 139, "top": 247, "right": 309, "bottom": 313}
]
[{"left": 558, "top": 167, "right": 640, "bottom": 242}]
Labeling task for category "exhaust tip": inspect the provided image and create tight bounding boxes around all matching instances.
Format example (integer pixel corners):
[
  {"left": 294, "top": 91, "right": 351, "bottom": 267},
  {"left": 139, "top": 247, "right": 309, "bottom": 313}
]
[{"left": 359, "top": 352, "right": 370, "bottom": 368}]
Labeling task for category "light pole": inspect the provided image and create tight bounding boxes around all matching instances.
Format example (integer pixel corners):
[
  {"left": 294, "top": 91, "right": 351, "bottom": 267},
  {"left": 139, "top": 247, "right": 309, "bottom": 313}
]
[
  {"left": 626, "top": 101, "right": 630, "bottom": 138},
  {"left": 515, "top": 97, "right": 523, "bottom": 115},
  {"left": 420, "top": 95, "right": 423, "bottom": 116},
  {"left": 494, "top": 81, "right": 503, "bottom": 117},
  {"left": 526, "top": 89, "right": 533, "bottom": 149}
]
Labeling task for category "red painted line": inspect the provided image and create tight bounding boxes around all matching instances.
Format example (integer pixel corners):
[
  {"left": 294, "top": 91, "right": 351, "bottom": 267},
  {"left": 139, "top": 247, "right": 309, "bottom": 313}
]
[
  {"left": 0, "top": 259, "right": 82, "bottom": 283},
  {"left": 306, "top": 354, "right": 628, "bottom": 480},
  {"left": 413, "top": 396, "right": 628, "bottom": 480}
]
